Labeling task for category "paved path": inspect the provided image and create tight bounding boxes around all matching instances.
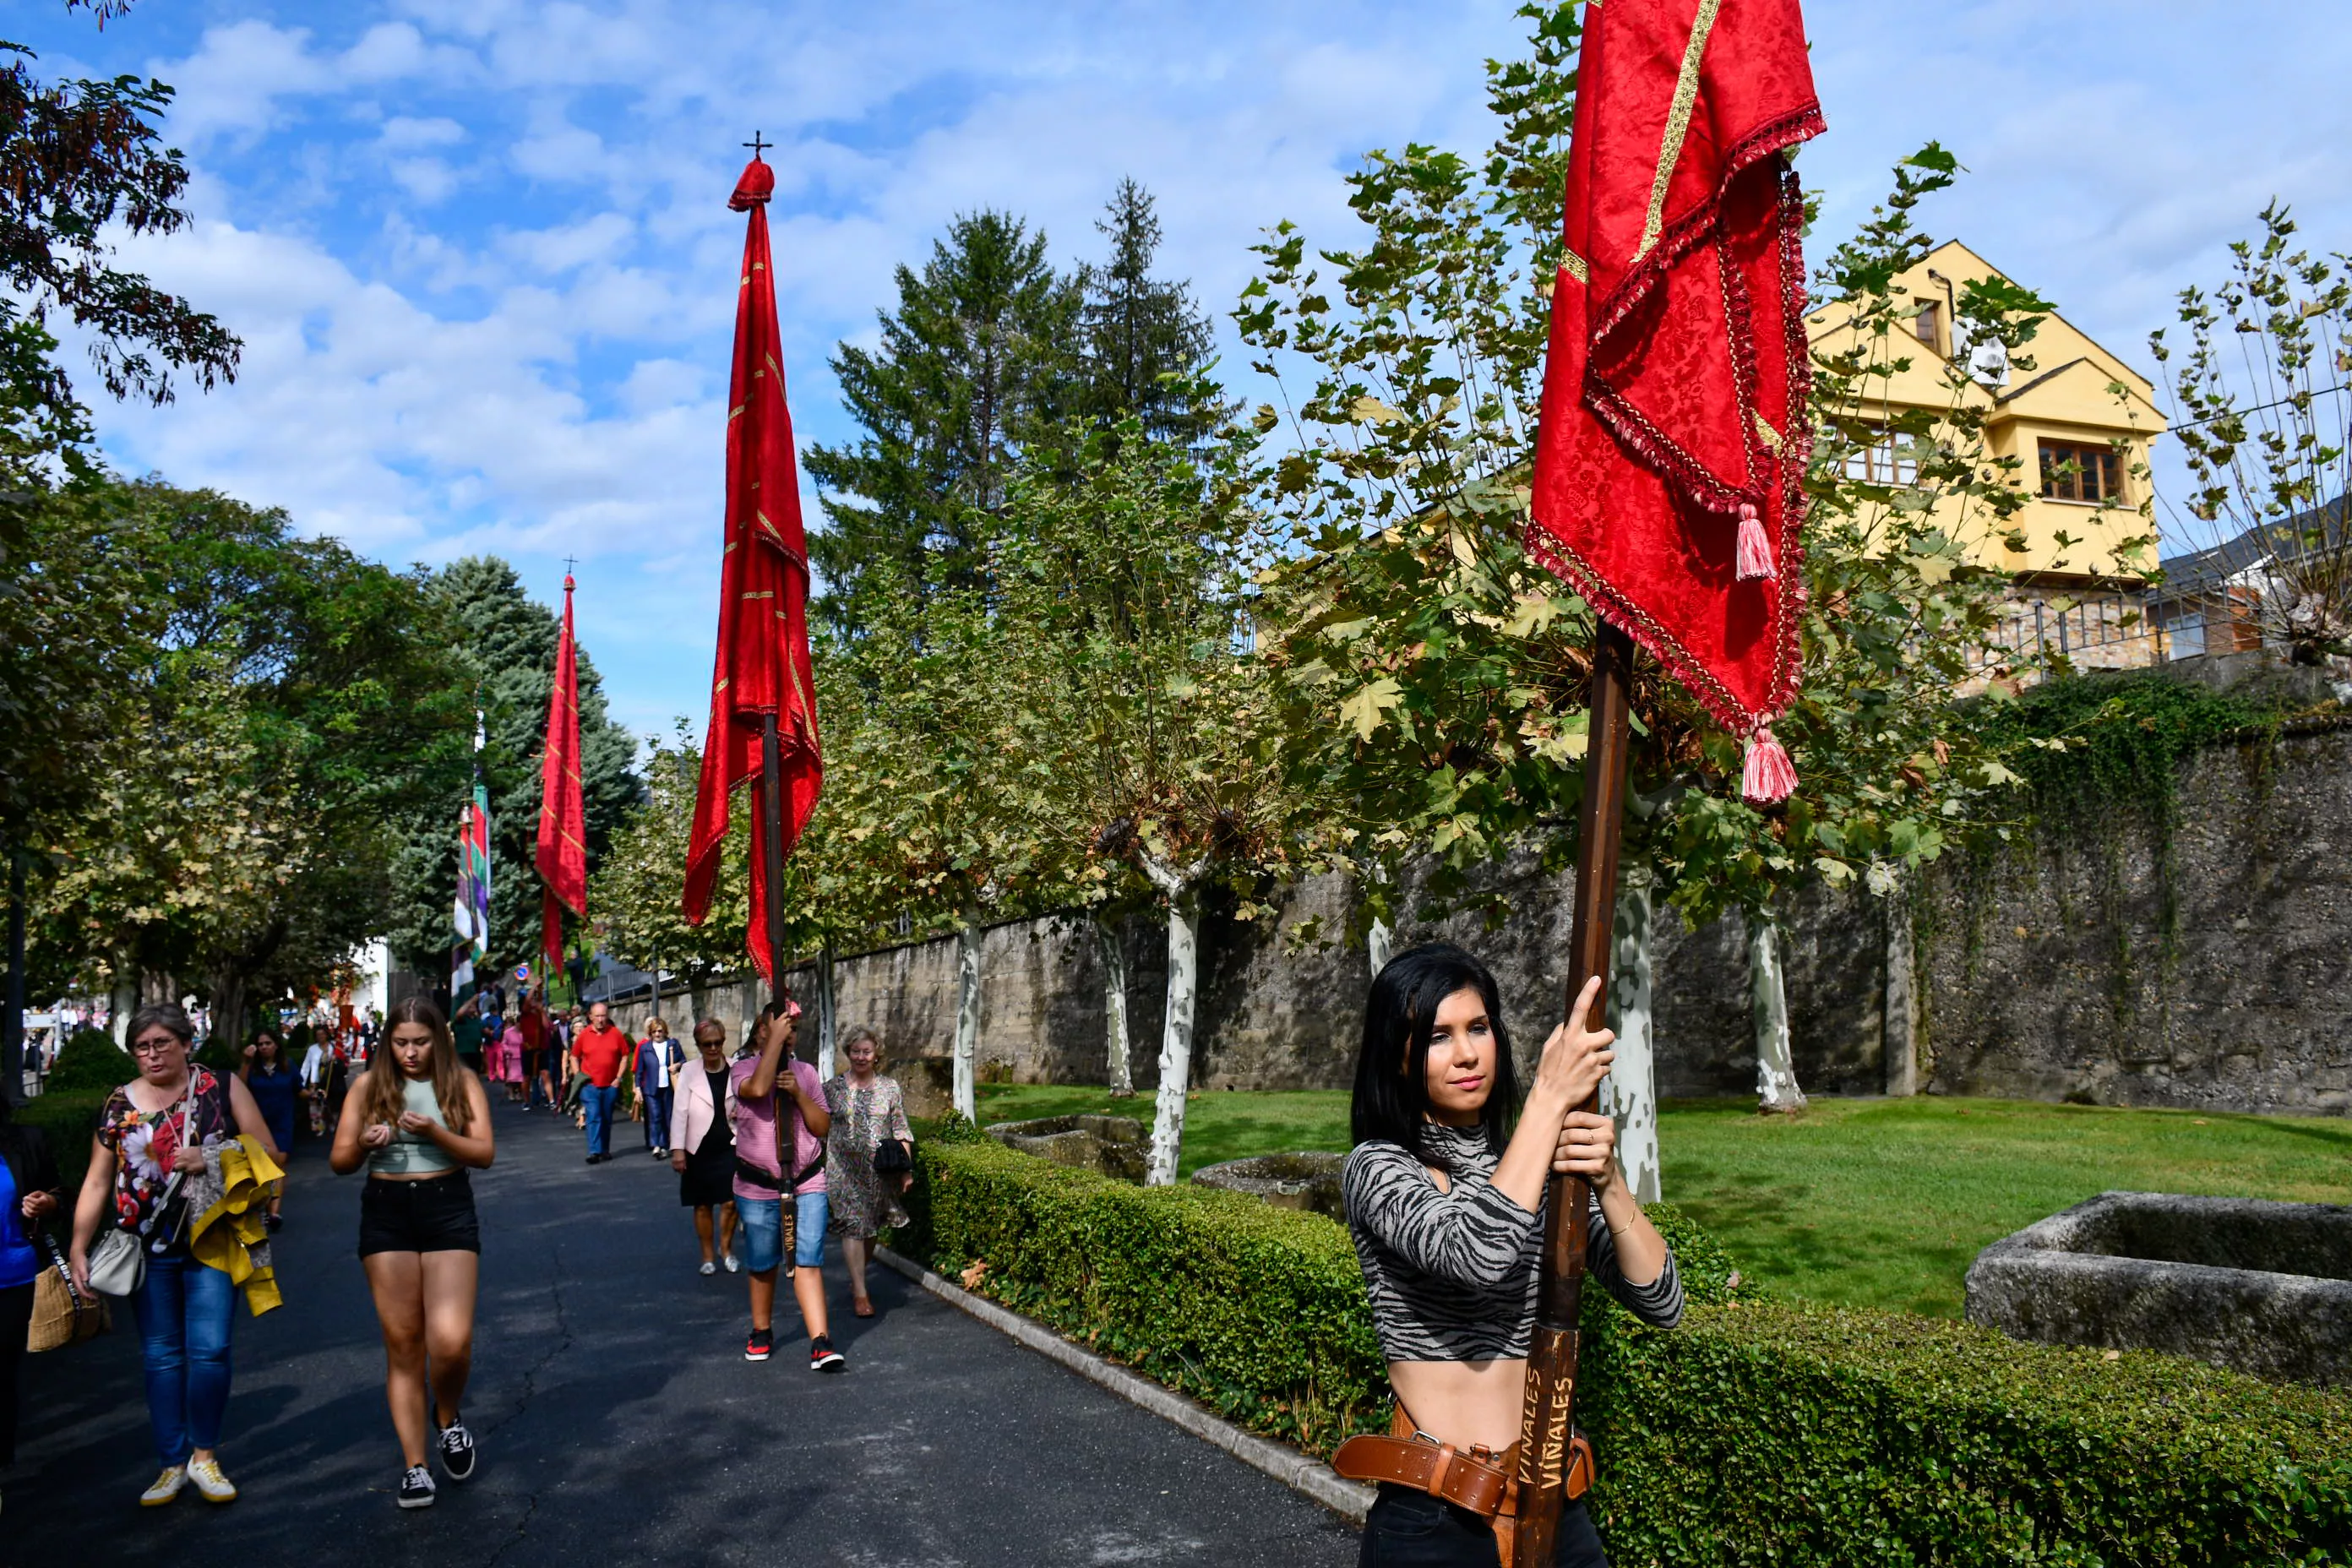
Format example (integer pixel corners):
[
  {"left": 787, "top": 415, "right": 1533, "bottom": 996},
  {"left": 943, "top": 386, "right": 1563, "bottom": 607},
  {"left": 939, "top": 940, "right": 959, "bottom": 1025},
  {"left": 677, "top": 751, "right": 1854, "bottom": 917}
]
[{"left": 10, "top": 1098, "right": 1363, "bottom": 1566}]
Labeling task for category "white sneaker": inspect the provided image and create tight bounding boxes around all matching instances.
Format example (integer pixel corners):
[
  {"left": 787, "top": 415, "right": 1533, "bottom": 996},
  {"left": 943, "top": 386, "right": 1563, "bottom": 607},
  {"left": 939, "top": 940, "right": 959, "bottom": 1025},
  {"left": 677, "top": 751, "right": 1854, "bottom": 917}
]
[
  {"left": 397, "top": 1464, "right": 437, "bottom": 1509},
  {"left": 722, "top": 1252, "right": 741, "bottom": 1274},
  {"left": 140, "top": 1466, "right": 188, "bottom": 1506},
  {"left": 187, "top": 1455, "right": 238, "bottom": 1503},
  {"left": 699, "top": 1260, "right": 716, "bottom": 1277}
]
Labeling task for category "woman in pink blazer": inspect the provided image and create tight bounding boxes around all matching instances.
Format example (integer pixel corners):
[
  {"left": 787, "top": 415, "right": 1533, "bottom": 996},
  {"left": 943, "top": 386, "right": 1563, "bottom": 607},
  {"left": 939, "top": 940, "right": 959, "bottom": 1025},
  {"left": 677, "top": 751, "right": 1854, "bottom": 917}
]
[{"left": 667, "top": 1019, "right": 740, "bottom": 1275}]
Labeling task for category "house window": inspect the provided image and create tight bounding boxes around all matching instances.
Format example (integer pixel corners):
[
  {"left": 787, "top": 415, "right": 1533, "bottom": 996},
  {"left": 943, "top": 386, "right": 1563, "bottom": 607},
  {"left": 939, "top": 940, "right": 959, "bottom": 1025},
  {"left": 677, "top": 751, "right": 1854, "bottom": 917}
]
[
  {"left": 1914, "top": 300, "right": 1941, "bottom": 354},
  {"left": 1843, "top": 429, "right": 1922, "bottom": 485},
  {"left": 2039, "top": 440, "right": 2122, "bottom": 503}
]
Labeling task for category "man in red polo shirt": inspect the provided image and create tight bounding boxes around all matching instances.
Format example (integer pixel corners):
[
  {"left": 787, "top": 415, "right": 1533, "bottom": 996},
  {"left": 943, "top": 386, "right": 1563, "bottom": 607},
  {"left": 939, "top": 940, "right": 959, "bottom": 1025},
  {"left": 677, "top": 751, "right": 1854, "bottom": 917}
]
[{"left": 573, "top": 1001, "right": 634, "bottom": 1165}]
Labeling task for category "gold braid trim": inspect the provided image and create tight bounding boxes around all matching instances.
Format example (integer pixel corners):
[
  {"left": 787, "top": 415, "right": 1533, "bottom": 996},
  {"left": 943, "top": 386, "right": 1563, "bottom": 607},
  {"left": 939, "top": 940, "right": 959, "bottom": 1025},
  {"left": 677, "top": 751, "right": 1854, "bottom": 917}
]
[
  {"left": 1635, "top": 0, "right": 1725, "bottom": 262},
  {"left": 1562, "top": 248, "right": 1589, "bottom": 286}
]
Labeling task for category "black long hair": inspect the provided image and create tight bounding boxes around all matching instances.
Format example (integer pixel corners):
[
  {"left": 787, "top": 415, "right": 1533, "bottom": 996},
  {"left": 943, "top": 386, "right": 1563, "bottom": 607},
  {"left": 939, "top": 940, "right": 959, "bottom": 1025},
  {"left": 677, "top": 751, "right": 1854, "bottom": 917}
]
[{"left": 1349, "top": 942, "right": 1519, "bottom": 1160}]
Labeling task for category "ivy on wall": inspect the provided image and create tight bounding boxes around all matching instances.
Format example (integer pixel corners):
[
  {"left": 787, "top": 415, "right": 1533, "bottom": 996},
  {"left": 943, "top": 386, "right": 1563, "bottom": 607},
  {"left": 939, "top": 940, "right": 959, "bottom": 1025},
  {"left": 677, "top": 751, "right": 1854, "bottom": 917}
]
[{"left": 1952, "top": 671, "right": 2298, "bottom": 1048}]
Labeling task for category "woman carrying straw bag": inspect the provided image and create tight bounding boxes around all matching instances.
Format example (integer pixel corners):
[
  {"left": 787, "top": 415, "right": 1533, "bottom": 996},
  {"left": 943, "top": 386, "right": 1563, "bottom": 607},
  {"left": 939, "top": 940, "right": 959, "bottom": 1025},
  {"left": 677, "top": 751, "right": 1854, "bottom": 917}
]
[{"left": 0, "top": 1092, "right": 65, "bottom": 1517}]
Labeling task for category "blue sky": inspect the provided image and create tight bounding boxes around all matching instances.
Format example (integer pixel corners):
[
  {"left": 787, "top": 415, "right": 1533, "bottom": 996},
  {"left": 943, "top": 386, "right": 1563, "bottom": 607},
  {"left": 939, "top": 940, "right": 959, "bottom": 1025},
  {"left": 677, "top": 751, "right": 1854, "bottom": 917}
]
[{"left": 17, "top": 0, "right": 2352, "bottom": 741}]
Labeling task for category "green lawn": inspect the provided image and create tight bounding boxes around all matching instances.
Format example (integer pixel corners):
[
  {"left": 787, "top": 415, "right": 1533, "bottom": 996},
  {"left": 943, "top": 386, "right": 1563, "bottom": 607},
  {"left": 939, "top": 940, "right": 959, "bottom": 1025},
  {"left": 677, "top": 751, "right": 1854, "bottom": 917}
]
[{"left": 973, "top": 1084, "right": 2352, "bottom": 1317}]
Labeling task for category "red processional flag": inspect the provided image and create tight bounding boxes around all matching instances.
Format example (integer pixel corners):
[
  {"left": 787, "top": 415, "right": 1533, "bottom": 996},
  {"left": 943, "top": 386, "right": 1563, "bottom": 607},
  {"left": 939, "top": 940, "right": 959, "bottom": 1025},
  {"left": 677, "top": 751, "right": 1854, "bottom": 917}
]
[
  {"left": 682, "top": 152, "right": 823, "bottom": 982},
  {"left": 1527, "top": 0, "right": 1824, "bottom": 802},
  {"left": 536, "top": 574, "right": 588, "bottom": 966}
]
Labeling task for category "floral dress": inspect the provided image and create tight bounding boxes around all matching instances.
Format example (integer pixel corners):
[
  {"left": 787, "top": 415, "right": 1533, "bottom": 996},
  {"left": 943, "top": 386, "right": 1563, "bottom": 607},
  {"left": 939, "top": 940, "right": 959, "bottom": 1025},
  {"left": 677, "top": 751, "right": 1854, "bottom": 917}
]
[
  {"left": 822, "top": 1073, "right": 912, "bottom": 1237},
  {"left": 98, "top": 1067, "right": 235, "bottom": 1256}
]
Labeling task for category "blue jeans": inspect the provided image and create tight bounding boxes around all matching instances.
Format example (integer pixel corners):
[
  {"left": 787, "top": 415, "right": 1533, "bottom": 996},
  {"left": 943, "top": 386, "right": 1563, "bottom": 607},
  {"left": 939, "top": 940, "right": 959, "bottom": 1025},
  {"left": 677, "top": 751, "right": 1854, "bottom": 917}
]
[
  {"left": 735, "top": 1191, "right": 827, "bottom": 1273},
  {"left": 583, "top": 1085, "right": 618, "bottom": 1157},
  {"left": 132, "top": 1254, "right": 236, "bottom": 1467},
  {"left": 640, "top": 1084, "right": 673, "bottom": 1150}
]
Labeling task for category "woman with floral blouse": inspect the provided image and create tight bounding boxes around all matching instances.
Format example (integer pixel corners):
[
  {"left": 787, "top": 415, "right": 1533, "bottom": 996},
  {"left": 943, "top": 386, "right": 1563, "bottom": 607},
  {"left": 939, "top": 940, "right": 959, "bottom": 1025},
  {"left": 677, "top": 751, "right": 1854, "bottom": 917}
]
[
  {"left": 821, "top": 1026, "right": 912, "bottom": 1319},
  {"left": 69, "top": 1003, "right": 280, "bottom": 1508}
]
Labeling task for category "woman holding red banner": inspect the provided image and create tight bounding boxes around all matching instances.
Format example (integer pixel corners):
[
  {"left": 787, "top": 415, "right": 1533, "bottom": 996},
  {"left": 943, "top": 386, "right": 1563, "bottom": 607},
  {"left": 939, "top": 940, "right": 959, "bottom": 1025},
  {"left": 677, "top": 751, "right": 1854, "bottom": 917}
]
[{"left": 1338, "top": 946, "right": 1683, "bottom": 1566}]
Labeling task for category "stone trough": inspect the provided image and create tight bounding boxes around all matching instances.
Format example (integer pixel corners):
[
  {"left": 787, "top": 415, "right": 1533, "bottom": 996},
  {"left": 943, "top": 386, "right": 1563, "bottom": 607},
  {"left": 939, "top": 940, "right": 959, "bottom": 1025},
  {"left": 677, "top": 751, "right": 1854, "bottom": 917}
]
[
  {"left": 1190, "top": 1152, "right": 1347, "bottom": 1221},
  {"left": 1964, "top": 1190, "right": 2352, "bottom": 1386},
  {"left": 985, "top": 1114, "right": 1147, "bottom": 1184}
]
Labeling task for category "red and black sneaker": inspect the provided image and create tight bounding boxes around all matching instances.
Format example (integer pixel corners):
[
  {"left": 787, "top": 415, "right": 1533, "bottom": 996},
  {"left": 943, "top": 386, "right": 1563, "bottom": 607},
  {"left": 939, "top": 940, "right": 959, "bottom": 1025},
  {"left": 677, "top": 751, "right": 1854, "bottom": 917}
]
[
  {"left": 743, "top": 1326, "right": 773, "bottom": 1363},
  {"left": 809, "top": 1334, "right": 846, "bottom": 1374}
]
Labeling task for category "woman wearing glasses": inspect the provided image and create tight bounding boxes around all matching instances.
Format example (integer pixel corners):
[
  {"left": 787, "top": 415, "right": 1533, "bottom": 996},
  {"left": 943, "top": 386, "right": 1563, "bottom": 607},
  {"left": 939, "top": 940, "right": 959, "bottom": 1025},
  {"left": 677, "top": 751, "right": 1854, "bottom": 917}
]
[{"left": 68, "top": 1004, "right": 281, "bottom": 1507}]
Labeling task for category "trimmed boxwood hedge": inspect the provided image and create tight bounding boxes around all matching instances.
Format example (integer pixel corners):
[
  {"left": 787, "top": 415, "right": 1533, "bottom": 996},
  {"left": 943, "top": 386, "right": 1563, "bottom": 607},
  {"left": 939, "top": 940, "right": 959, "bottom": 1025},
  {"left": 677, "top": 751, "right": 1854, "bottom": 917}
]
[{"left": 902, "top": 1138, "right": 2351, "bottom": 1565}]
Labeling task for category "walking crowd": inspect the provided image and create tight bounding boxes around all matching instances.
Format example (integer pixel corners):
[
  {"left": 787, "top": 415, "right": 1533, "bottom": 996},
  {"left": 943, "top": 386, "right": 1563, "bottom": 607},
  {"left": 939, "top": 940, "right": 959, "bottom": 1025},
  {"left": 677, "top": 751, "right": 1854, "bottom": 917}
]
[
  {"left": 0, "top": 985, "right": 916, "bottom": 1516},
  {"left": 5, "top": 944, "right": 1675, "bottom": 1565}
]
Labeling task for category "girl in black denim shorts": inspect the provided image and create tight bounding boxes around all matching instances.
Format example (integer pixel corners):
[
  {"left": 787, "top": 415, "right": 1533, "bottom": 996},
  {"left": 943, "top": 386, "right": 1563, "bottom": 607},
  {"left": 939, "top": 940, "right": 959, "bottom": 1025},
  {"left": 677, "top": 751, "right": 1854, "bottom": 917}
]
[{"left": 330, "top": 997, "right": 497, "bottom": 1511}]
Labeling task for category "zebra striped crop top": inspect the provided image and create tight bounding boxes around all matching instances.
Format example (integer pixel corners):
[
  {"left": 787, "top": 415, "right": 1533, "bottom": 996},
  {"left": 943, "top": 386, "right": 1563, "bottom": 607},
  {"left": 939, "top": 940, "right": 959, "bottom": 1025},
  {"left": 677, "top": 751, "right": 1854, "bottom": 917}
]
[{"left": 1342, "top": 1123, "right": 1684, "bottom": 1363}]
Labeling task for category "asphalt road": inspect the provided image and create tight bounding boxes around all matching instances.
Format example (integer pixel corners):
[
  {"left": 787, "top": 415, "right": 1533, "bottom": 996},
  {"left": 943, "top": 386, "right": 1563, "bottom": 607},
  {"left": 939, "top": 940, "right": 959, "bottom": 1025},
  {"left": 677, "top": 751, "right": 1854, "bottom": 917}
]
[{"left": 8, "top": 1097, "right": 1363, "bottom": 1567}]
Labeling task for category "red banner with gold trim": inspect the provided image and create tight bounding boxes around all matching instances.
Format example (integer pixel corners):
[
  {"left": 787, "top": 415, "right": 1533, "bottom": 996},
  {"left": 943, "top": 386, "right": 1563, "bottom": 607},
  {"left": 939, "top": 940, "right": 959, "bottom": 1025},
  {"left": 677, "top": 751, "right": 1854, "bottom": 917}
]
[
  {"left": 683, "top": 154, "right": 823, "bottom": 981},
  {"left": 1527, "top": 0, "right": 1823, "bottom": 800}
]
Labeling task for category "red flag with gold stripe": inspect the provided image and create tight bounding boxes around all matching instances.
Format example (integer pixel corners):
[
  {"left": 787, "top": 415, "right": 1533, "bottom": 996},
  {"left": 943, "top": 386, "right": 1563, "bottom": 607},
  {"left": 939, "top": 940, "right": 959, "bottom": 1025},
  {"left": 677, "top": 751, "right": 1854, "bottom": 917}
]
[
  {"left": 683, "top": 153, "right": 823, "bottom": 981},
  {"left": 1527, "top": 0, "right": 1824, "bottom": 801},
  {"left": 536, "top": 574, "right": 587, "bottom": 966}
]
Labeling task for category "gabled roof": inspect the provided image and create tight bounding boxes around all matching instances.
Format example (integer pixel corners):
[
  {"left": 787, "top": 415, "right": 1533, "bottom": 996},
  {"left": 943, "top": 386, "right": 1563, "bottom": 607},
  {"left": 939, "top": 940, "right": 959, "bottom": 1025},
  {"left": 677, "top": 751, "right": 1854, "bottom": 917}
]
[
  {"left": 2160, "top": 496, "right": 2350, "bottom": 592},
  {"left": 1806, "top": 240, "right": 2167, "bottom": 431}
]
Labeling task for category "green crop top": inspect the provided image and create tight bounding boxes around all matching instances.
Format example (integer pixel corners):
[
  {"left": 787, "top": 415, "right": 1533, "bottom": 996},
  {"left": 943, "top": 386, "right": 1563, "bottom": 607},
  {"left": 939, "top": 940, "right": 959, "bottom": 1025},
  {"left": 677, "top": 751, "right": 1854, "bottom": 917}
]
[{"left": 371, "top": 1076, "right": 459, "bottom": 1176}]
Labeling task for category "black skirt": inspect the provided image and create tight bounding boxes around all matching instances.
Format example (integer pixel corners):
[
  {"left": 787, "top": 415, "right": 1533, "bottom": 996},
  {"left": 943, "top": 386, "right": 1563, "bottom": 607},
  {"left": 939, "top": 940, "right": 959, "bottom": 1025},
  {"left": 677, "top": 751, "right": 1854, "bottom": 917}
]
[{"left": 679, "top": 1137, "right": 735, "bottom": 1208}]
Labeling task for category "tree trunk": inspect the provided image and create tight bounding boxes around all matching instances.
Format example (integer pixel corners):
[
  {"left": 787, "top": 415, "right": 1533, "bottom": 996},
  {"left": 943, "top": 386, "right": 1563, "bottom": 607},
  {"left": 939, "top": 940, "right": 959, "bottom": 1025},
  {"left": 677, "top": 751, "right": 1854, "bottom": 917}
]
[
  {"left": 3, "top": 846, "right": 23, "bottom": 1105},
  {"left": 953, "top": 906, "right": 981, "bottom": 1123},
  {"left": 1605, "top": 871, "right": 1661, "bottom": 1202},
  {"left": 1096, "top": 915, "right": 1133, "bottom": 1097},
  {"left": 111, "top": 953, "right": 137, "bottom": 1046},
  {"left": 815, "top": 934, "right": 838, "bottom": 1081},
  {"left": 1748, "top": 913, "right": 1806, "bottom": 1113},
  {"left": 1144, "top": 877, "right": 1200, "bottom": 1188},
  {"left": 688, "top": 974, "right": 707, "bottom": 1032},
  {"left": 210, "top": 966, "right": 250, "bottom": 1070},
  {"left": 1364, "top": 863, "right": 1394, "bottom": 979},
  {"left": 1882, "top": 873, "right": 1920, "bottom": 1096}
]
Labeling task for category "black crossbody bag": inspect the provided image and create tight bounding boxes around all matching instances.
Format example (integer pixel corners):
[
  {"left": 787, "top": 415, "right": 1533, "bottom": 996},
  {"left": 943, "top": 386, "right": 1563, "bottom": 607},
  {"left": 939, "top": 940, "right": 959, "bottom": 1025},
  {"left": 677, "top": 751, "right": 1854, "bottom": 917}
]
[{"left": 732, "top": 1083, "right": 825, "bottom": 1192}]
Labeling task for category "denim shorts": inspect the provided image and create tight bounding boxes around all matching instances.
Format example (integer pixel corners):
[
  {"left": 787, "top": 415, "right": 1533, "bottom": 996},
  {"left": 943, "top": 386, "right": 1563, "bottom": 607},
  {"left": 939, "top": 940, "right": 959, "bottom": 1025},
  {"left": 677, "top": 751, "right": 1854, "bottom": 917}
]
[
  {"left": 736, "top": 1190, "right": 829, "bottom": 1273},
  {"left": 357, "top": 1172, "right": 481, "bottom": 1256}
]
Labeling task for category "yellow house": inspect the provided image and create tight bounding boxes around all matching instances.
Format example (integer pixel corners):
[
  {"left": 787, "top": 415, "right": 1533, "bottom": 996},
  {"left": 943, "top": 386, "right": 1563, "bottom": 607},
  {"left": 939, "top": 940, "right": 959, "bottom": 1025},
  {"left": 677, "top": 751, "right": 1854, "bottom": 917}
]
[{"left": 1807, "top": 239, "right": 2170, "bottom": 671}]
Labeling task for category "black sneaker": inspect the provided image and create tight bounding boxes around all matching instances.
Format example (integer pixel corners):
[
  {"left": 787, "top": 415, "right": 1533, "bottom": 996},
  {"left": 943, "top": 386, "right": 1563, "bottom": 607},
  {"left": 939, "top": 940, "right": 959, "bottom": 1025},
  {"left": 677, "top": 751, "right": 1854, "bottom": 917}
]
[
  {"left": 744, "top": 1326, "right": 773, "bottom": 1363},
  {"left": 810, "top": 1334, "right": 846, "bottom": 1374},
  {"left": 436, "top": 1418, "right": 476, "bottom": 1483},
  {"left": 397, "top": 1465, "right": 437, "bottom": 1510}
]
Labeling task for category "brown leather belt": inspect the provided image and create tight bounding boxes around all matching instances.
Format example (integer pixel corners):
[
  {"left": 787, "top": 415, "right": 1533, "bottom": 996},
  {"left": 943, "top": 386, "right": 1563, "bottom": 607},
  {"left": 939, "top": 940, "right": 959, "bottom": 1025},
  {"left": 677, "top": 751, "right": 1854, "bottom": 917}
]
[{"left": 1331, "top": 1406, "right": 1592, "bottom": 1520}]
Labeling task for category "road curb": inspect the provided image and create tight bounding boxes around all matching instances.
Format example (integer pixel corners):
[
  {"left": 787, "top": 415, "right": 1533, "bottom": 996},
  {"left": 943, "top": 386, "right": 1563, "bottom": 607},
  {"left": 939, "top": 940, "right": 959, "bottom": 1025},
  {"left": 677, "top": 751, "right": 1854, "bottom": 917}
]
[{"left": 875, "top": 1246, "right": 1375, "bottom": 1524}]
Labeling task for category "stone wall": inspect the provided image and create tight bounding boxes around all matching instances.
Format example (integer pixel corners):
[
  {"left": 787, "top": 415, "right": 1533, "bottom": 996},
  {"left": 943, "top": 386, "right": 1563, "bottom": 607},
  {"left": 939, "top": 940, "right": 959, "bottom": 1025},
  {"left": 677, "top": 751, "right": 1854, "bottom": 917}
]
[
  {"left": 614, "top": 717, "right": 2352, "bottom": 1116},
  {"left": 1918, "top": 718, "right": 2352, "bottom": 1115}
]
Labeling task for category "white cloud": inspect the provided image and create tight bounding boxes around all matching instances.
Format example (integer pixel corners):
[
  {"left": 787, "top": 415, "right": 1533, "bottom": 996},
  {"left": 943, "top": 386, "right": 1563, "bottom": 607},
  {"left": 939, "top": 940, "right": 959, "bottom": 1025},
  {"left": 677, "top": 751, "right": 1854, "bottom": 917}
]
[{"left": 19, "top": 0, "right": 2343, "bottom": 735}]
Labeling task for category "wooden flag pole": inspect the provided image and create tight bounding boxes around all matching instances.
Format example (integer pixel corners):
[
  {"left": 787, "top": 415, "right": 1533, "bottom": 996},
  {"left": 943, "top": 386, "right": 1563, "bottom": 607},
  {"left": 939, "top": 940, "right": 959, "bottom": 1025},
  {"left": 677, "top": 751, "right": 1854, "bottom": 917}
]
[
  {"left": 1512, "top": 618, "right": 1636, "bottom": 1567},
  {"left": 760, "top": 712, "right": 791, "bottom": 1013}
]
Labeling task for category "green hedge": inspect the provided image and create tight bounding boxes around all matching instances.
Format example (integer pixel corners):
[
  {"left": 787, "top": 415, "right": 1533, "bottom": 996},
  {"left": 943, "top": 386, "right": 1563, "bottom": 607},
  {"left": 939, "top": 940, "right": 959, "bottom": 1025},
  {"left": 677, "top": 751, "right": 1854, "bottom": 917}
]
[
  {"left": 903, "top": 1139, "right": 2351, "bottom": 1565},
  {"left": 46, "top": 1028, "right": 132, "bottom": 1093},
  {"left": 14, "top": 1088, "right": 107, "bottom": 1200}
]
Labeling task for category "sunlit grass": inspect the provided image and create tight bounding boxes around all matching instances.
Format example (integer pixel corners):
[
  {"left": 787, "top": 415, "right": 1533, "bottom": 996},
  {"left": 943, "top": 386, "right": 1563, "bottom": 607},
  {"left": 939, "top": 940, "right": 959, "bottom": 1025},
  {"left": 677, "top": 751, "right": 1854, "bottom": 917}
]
[{"left": 972, "top": 1083, "right": 2352, "bottom": 1316}]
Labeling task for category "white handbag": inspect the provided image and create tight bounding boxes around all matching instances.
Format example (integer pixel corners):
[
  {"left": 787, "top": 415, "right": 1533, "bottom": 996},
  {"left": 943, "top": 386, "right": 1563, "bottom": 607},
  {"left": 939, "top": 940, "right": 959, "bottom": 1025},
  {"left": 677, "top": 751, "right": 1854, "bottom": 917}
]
[
  {"left": 84, "top": 1224, "right": 144, "bottom": 1298},
  {"left": 88, "top": 1086, "right": 192, "bottom": 1297}
]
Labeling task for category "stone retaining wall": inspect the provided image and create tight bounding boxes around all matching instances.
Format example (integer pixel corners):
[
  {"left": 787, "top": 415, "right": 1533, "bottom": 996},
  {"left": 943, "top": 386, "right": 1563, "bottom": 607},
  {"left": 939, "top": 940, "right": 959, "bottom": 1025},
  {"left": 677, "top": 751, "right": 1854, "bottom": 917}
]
[{"left": 616, "top": 716, "right": 2352, "bottom": 1115}]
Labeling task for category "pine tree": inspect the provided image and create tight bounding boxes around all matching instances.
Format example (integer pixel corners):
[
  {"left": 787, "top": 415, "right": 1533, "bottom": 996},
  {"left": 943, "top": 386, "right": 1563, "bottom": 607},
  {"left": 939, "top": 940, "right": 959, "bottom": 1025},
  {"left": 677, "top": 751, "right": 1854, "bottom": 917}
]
[
  {"left": 804, "top": 210, "right": 1081, "bottom": 622},
  {"left": 1077, "top": 180, "right": 1225, "bottom": 445},
  {"left": 385, "top": 557, "right": 640, "bottom": 976}
]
